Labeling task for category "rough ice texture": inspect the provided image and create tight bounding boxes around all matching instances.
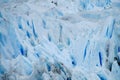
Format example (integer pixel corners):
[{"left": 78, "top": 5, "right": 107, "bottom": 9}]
[{"left": 0, "top": 0, "right": 120, "bottom": 80}]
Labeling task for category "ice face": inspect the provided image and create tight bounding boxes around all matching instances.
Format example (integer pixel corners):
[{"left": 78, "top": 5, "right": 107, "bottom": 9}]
[{"left": 0, "top": 0, "right": 120, "bottom": 80}]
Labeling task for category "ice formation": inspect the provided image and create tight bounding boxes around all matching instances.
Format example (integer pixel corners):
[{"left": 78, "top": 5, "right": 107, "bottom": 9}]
[{"left": 0, "top": 0, "right": 120, "bottom": 80}]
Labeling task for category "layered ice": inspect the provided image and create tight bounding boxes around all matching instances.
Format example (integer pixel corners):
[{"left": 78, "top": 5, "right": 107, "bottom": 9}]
[{"left": 0, "top": 0, "right": 120, "bottom": 80}]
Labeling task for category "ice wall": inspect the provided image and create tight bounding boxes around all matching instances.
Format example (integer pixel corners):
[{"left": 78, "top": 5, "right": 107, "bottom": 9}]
[{"left": 0, "top": 0, "right": 120, "bottom": 80}]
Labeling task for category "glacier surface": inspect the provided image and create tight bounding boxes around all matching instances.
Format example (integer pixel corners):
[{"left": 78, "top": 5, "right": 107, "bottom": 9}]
[{"left": 0, "top": 0, "right": 120, "bottom": 80}]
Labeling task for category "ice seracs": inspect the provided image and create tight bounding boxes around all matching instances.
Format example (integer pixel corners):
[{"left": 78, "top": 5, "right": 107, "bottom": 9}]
[{"left": 0, "top": 0, "right": 120, "bottom": 80}]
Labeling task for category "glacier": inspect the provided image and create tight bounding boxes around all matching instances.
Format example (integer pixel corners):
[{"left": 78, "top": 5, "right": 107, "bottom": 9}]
[{"left": 0, "top": 0, "right": 120, "bottom": 80}]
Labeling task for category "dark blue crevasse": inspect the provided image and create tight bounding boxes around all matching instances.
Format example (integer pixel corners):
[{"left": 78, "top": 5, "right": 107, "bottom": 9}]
[
  {"left": 20, "top": 45, "right": 24, "bottom": 55},
  {"left": 97, "top": 73, "right": 107, "bottom": 80},
  {"left": 26, "top": 20, "right": 30, "bottom": 26},
  {"left": 118, "top": 46, "right": 120, "bottom": 52},
  {"left": 20, "top": 45, "right": 27, "bottom": 57},
  {"left": 83, "top": 40, "right": 90, "bottom": 60},
  {"left": 32, "top": 21, "right": 38, "bottom": 39},
  {"left": 106, "top": 19, "right": 115, "bottom": 39},
  {"left": 18, "top": 23, "right": 23, "bottom": 29},
  {"left": 80, "top": 1, "right": 87, "bottom": 10},
  {"left": 99, "top": 52, "right": 102, "bottom": 66},
  {"left": 46, "top": 63, "right": 51, "bottom": 71},
  {"left": 26, "top": 31, "right": 31, "bottom": 38},
  {"left": 0, "top": 33, "right": 6, "bottom": 46},
  {"left": 36, "top": 53, "right": 40, "bottom": 58},
  {"left": 0, "top": 64, "right": 6, "bottom": 74},
  {"left": 0, "top": 12, "right": 3, "bottom": 18},
  {"left": 34, "top": 52, "right": 40, "bottom": 58},
  {"left": 71, "top": 56, "right": 77, "bottom": 66},
  {"left": 48, "top": 33, "right": 51, "bottom": 42},
  {"left": 56, "top": 62, "right": 66, "bottom": 75},
  {"left": 42, "top": 19, "right": 46, "bottom": 29},
  {"left": 17, "top": 17, "right": 23, "bottom": 30},
  {"left": 66, "top": 38, "right": 70, "bottom": 46},
  {"left": 67, "top": 77, "right": 71, "bottom": 80}
]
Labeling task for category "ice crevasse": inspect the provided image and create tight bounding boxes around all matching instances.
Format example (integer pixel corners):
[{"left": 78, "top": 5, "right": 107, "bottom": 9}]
[{"left": 0, "top": 0, "right": 120, "bottom": 80}]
